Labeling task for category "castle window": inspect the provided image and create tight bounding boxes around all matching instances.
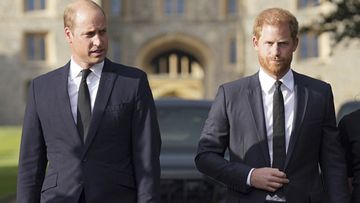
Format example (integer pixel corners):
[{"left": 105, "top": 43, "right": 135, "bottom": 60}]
[
  {"left": 24, "top": 0, "right": 46, "bottom": 11},
  {"left": 110, "top": 0, "right": 122, "bottom": 16},
  {"left": 150, "top": 50, "right": 203, "bottom": 78},
  {"left": 110, "top": 39, "right": 121, "bottom": 63},
  {"left": 298, "top": 0, "right": 320, "bottom": 9},
  {"left": 298, "top": 32, "right": 319, "bottom": 59},
  {"left": 25, "top": 33, "right": 46, "bottom": 61},
  {"left": 164, "top": 0, "right": 185, "bottom": 16},
  {"left": 229, "top": 37, "right": 237, "bottom": 64},
  {"left": 227, "top": 0, "right": 237, "bottom": 15}
]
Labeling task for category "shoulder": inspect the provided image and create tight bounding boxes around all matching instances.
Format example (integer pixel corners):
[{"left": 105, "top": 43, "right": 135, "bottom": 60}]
[
  {"left": 104, "top": 59, "right": 147, "bottom": 79},
  {"left": 32, "top": 63, "right": 69, "bottom": 84},
  {"left": 339, "top": 109, "right": 360, "bottom": 128},
  {"left": 293, "top": 71, "right": 330, "bottom": 89},
  {"left": 221, "top": 73, "right": 258, "bottom": 91}
]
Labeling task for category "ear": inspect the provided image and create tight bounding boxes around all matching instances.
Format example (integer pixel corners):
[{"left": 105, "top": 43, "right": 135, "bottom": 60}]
[
  {"left": 64, "top": 27, "right": 73, "bottom": 43},
  {"left": 292, "top": 37, "right": 299, "bottom": 52},
  {"left": 252, "top": 35, "right": 259, "bottom": 50}
]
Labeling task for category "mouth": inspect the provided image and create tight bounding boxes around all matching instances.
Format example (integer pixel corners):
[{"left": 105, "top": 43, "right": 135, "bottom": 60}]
[
  {"left": 271, "top": 60, "right": 282, "bottom": 64},
  {"left": 90, "top": 49, "right": 105, "bottom": 57}
]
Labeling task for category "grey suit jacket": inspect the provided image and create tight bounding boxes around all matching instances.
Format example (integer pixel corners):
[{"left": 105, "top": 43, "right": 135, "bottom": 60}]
[
  {"left": 195, "top": 71, "right": 350, "bottom": 203},
  {"left": 17, "top": 58, "right": 161, "bottom": 203}
]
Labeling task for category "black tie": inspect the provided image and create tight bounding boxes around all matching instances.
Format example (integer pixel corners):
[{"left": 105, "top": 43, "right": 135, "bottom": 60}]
[
  {"left": 272, "top": 80, "right": 286, "bottom": 170},
  {"left": 272, "top": 80, "right": 286, "bottom": 198},
  {"left": 77, "top": 69, "right": 92, "bottom": 143}
]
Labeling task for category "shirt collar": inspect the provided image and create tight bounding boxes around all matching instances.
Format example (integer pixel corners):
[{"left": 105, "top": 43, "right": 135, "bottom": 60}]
[
  {"left": 69, "top": 57, "right": 104, "bottom": 80},
  {"left": 259, "top": 67, "right": 294, "bottom": 94}
]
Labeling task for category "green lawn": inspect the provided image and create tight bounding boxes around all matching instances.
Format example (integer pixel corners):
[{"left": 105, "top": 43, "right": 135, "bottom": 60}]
[{"left": 0, "top": 126, "right": 21, "bottom": 200}]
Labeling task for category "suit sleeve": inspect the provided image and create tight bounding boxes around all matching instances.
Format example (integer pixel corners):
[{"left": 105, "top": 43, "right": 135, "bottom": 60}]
[
  {"left": 338, "top": 116, "right": 354, "bottom": 178},
  {"left": 195, "top": 85, "right": 252, "bottom": 193},
  {"left": 319, "top": 85, "right": 350, "bottom": 203},
  {"left": 132, "top": 73, "right": 161, "bottom": 203},
  {"left": 17, "top": 80, "right": 47, "bottom": 203}
]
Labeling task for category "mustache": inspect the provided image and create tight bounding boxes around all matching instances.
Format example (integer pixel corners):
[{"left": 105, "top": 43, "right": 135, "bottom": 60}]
[{"left": 269, "top": 57, "right": 283, "bottom": 61}]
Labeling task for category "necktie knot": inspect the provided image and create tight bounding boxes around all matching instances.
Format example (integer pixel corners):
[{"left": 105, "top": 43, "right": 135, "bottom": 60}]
[
  {"left": 275, "top": 80, "right": 282, "bottom": 90},
  {"left": 81, "top": 69, "right": 91, "bottom": 80}
]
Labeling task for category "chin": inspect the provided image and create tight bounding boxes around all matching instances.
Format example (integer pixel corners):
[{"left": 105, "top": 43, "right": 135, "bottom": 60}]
[{"left": 92, "top": 57, "right": 105, "bottom": 63}]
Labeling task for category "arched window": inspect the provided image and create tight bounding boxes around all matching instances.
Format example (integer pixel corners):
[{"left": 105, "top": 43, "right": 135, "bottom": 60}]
[{"left": 150, "top": 50, "right": 204, "bottom": 79}]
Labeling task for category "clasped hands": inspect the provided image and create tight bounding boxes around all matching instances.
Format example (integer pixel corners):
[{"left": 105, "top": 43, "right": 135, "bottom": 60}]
[{"left": 250, "top": 167, "right": 289, "bottom": 192}]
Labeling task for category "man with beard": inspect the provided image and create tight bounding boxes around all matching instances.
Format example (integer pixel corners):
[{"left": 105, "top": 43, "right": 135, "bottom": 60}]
[{"left": 195, "top": 8, "right": 350, "bottom": 203}]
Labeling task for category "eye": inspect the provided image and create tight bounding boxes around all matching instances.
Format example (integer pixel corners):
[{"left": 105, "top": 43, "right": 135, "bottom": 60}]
[
  {"left": 278, "top": 42, "right": 289, "bottom": 47},
  {"left": 99, "top": 29, "right": 107, "bottom": 35},
  {"left": 85, "top": 32, "right": 95, "bottom": 38}
]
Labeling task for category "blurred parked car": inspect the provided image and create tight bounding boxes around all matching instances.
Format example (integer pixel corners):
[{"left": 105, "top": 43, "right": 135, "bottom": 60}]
[
  {"left": 337, "top": 100, "right": 360, "bottom": 123},
  {"left": 156, "top": 99, "right": 225, "bottom": 203}
]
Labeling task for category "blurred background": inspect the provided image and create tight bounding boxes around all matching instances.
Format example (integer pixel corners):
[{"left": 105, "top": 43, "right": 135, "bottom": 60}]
[{"left": 0, "top": 0, "right": 359, "bottom": 202}]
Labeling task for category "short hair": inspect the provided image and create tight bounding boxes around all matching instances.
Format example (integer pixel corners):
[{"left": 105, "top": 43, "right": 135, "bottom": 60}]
[
  {"left": 253, "top": 8, "right": 299, "bottom": 40},
  {"left": 63, "top": 0, "right": 106, "bottom": 31}
]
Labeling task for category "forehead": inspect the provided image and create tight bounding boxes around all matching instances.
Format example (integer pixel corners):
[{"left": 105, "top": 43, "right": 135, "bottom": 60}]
[
  {"left": 73, "top": 8, "right": 106, "bottom": 30},
  {"left": 259, "top": 23, "right": 291, "bottom": 40}
]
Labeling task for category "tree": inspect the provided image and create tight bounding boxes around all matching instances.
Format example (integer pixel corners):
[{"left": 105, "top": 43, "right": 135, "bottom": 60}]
[{"left": 301, "top": 0, "right": 360, "bottom": 45}]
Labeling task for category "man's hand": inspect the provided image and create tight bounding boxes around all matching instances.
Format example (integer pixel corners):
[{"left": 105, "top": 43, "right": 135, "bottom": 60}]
[{"left": 250, "top": 167, "right": 289, "bottom": 192}]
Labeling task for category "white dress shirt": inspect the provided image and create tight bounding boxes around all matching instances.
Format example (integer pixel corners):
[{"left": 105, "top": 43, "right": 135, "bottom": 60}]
[
  {"left": 68, "top": 58, "right": 103, "bottom": 123},
  {"left": 259, "top": 68, "right": 295, "bottom": 164},
  {"left": 247, "top": 67, "right": 295, "bottom": 202}
]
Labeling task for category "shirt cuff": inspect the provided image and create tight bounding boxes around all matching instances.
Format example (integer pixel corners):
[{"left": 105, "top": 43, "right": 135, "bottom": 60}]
[{"left": 246, "top": 168, "right": 255, "bottom": 186}]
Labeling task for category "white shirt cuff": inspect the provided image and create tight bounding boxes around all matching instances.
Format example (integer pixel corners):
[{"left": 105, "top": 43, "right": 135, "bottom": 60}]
[{"left": 246, "top": 168, "right": 255, "bottom": 186}]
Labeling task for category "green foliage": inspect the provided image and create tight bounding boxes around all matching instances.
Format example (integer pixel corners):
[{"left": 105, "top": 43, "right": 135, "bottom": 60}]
[
  {"left": 0, "top": 166, "right": 17, "bottom": 200},
  {"left": 0, "top": 126, "right": 21, "bottom": 200},
  {"left": 302, "top": 0, "right": 360, "bottom": 44}
]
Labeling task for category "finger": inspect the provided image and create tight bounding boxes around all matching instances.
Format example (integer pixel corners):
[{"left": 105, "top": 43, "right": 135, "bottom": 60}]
[
  {"left": 271, "top": 169, "right": 287, "bottom": 178},
  {"left": 265, "top": 184, "right": 279, "bottom": 192},
  {"left": 268, "top": 181, "right": 284, "bottom": 189},
  {"left": 268, "top": 175, "right": 289, "bottom": 184}
]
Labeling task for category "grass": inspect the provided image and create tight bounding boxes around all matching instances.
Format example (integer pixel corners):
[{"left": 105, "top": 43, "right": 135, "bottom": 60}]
[{"left": 0, "top": 126, "right": 21, "bottom": 200}]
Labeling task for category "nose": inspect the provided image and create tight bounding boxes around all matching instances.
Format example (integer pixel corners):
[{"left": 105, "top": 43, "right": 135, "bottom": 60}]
[
  {"left": 92, "top": 34, "right": 102, "bottom": 47},
  {"left": 271, "top": 43, "right": 281, "bottom": 57}
]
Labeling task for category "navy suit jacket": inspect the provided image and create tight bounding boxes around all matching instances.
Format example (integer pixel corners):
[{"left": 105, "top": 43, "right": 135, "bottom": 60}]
[
  {"left": 339, "top": 109, "right": 360, "bottom": 203},
  {"left": 17, "top": 58, "right": 161, "bottom": 203},
  {"left": 195, "top": 71, "right": 350, "bottom": 203}
]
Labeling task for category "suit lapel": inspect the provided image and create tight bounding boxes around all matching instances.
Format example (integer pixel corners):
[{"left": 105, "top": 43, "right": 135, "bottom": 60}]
[
  {"left": 284, "top": 72, "right": 308, "bottom": 169},
  {"left": 55, "top": 62, "right": 83, "bottom": 144},
  {"left": 82, "top": 59, "right": 117, "bottom": 156},
  {"left": 247, "top": 74, "right": 271, "bottom": 166}
]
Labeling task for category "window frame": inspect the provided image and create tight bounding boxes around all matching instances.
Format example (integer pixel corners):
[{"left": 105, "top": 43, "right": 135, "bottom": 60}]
[
  {"left": 24, "top": 0, "right": 46, "bottom": 12},
  {"left": 24, "top": 32, "right": 47, "bottom": 62},
  {"left": 298, "top": 32, "right": 319, "bottom": 60},
  {"left": 163, "top": 0, "right": 185, "bottom": 16},
  {"left": 297, "top": 0, "right": 320, "bottom": 9},
  {"left": 226, "top": 0, "right": 237, "bottom": 16}
]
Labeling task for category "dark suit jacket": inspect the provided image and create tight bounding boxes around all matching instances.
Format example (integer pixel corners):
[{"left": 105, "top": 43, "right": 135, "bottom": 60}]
[
  {"left": 17, "top": 58, "right": 161, "bottom": 203},
  {"left": 339, "top": 110, "right": 360, "bottom": 203},
  {"left": 195, "top": 71, "right": 349, "bottom": 203}
]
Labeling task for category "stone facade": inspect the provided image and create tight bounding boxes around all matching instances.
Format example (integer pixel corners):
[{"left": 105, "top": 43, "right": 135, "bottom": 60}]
[{"left": 0, "top": 0, "right": 359, "bottom": 124}]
